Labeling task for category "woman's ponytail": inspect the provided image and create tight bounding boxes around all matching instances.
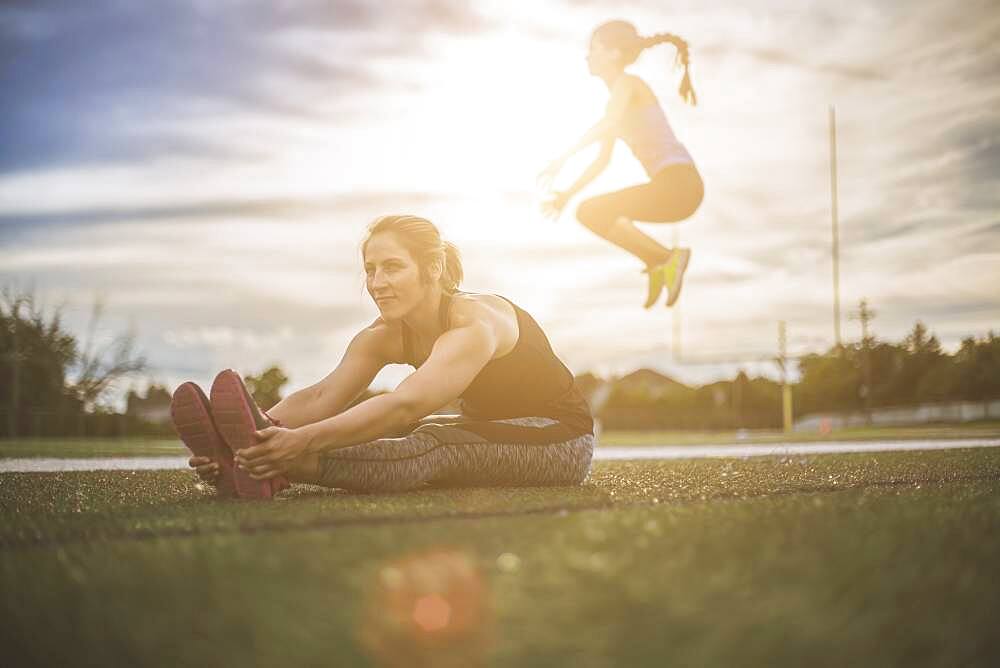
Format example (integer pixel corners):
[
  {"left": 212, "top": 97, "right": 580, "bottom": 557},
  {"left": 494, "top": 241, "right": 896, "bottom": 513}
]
[
  {"left": 643, "top": 32, "right": 697, "bottom": 106},
  {"left": 593, "top": 21, "right": 697, "bottom": 105},
  {"left": 441, "top": 241, "right": 463, "bottom": 294}
]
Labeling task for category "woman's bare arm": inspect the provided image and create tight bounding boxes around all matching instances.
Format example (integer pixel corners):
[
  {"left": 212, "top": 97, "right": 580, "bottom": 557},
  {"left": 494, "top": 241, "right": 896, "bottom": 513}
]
[
  {"left": 297, "top": 313, "right": 501, "bottom": 454},
  {"left": 265, "top": 322, "right": 391, "bottom": 428},
  {"left": 562, "top": 137, "right": 614, "bottom": 199},
  {"left": 555, "top": 76, "right": 633, "bottom": 163}
]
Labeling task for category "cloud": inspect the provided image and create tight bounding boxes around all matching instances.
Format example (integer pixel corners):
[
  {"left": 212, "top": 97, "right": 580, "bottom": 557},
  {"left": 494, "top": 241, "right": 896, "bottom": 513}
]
[
  {"left": 0, "top": 189, "right": 444, "bottom": 232},
  {"left": 0, "top": 0, "right": 490, "bottom": 174},
  {"left": 697, "top": 44, "right": 887, "bottom": 81}
]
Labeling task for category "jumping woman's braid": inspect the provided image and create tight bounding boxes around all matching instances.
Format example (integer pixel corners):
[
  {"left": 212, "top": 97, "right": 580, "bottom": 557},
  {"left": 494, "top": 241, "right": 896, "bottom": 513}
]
[
  {"left": 592, "top": 21, "right": 697, "bottom": 107},
  {"left": 642, "top": 33, "right": 697, "bottom": 106}
]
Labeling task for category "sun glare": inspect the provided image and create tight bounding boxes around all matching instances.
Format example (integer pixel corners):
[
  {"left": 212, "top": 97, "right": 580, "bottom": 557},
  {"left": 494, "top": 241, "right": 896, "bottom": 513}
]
[{"left": 394, "top": 29, "right": 607, "bottom": 196}]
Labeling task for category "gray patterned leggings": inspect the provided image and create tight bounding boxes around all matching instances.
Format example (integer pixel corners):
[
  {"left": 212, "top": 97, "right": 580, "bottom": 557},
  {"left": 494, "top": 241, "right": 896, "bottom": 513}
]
[{"left": 315, "top": 416, "right": 595, "bottom": 493}]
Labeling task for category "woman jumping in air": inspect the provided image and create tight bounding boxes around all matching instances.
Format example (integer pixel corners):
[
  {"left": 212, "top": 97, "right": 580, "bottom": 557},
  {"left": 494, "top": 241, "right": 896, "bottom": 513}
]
[
  {"left": 171, "top": 215, "right": 594, "bottom": 499},
  {"left": 540, "top": 20, "right": 704, "bottom": 308}
]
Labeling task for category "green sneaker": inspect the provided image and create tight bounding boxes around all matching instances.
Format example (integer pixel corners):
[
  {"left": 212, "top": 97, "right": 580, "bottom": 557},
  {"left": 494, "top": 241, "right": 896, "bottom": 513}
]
[
  {"left": 642, "top": 263, "right": 667, "bottom": 308},
  {"left": 643, "top": 249, "right": 691, "bottom": 309},
  {"left": 664, "top": 248, "right": 691, "bottom": 307}
]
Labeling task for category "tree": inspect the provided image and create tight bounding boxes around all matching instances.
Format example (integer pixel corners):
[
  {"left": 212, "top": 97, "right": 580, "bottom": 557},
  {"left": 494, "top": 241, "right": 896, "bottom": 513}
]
[
  {"left": 952, "top": 331, "right": 1000, "bottom": 401},
  {"left": 795, "top": 348, "right": 863, "bottom": 415},
  {"left": 70, "top": 299, "right": 147, "bottom": 411},
  {"left": 243, "top": 365, "right": 289, "bottom": 411},
  {"left": 898, "top": 321, "right": 947, "bottom": 404},
  {"left": 1, "top": 287, "right": 148, "bottom": 437},
  {"left": 1, "top": 288, "right": 80, "bottom": 436}
]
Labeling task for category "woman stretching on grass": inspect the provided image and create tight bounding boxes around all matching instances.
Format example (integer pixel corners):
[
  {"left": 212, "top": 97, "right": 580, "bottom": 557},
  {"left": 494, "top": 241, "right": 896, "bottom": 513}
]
[
  {"left": 539, "top": 20, "right": 704, "bottom": 308},
  {"left": 170, "top": 214, "right": 595, "bottom": 499}
]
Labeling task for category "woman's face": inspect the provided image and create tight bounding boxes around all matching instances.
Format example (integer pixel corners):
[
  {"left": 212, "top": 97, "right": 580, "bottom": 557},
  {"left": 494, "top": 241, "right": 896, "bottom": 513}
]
[
  {"left": 363, "top": 232, "right": 431, "bottom": 321},
  {"left": 586, "top": 37, "right": 619, "bottom": 76}
]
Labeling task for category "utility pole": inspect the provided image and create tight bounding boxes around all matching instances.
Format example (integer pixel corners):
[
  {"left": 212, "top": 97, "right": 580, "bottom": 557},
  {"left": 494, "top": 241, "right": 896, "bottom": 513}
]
[
  {"left": 778, "top": 321, "right": 793, "bottom": 433},
  {"left": 672, "top": 226, "right": 682, "bottom": 362},
  {"left": 853, "top": 298, "right": 875, "bottom": 344},
  {"left": 830, "top": 105, "right": 842, "bottom": 348},
  {"left": 850, "top": 299, "right": 876, "bottom": 422}
]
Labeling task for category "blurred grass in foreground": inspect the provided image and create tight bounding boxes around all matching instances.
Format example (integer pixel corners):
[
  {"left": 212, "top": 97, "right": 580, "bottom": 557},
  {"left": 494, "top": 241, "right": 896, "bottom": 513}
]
[{"left": 2, "top": 448, "right": 998, "bottom": 666}]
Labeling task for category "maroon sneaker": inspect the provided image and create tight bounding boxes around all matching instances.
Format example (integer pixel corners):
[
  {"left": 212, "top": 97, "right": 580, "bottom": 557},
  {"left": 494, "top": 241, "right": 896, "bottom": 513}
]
[
  {"left": 170, "top": 382, "right": 237, "bottom": 498},
  {"left": 209, "top": 369, "right": 291, "bottom": 499}
]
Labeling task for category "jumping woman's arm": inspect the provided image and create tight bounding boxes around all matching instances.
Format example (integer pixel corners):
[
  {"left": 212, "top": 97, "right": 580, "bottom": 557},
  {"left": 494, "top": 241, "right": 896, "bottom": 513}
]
[
  {"left": 264, "top": 322, "right": 390, "bottom": 428},
  {"left": 542, "top": 137, "right": 614, "bottom": 218},
  {"left": 548, "top": 75, "right": 634, "bottom": 168},
  {"left": 540, "top": 76, "right": 635, "bottom": 213},
  {"left": 562, "top": 137, "right": 614, "bottom": 199}
]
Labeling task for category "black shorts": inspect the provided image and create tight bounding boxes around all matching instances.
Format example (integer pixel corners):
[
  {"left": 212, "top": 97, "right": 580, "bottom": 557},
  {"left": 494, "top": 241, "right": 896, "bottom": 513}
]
[{"left": 576, "top": 163, "right": 704, "bottom": 231}]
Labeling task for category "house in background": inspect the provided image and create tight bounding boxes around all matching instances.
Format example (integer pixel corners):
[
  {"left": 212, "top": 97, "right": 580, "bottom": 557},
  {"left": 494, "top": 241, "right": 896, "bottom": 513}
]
[{"left": 125, "top": 384, "right": 173, "bottom": 424}]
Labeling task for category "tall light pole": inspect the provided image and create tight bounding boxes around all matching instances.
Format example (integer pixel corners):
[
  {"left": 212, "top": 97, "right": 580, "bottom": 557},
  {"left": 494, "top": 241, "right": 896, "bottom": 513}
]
[
  {"left": 778, "top": 321, "right": 793, "bottom": 433},
  {"left": 830, "top": 105, "right": 842, "bottom": 348},
  {"left": 672, "top": 226, "right": 682, "bottom": 362}
]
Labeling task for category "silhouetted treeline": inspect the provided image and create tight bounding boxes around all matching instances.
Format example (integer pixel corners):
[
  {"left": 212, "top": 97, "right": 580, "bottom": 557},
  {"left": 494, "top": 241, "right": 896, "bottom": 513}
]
[
  {"left": 795, "top": 322, "right": 1000, "bottom": 415},
  {"left": 581, "top": 322, "right": 1000, "bottom": 431}
]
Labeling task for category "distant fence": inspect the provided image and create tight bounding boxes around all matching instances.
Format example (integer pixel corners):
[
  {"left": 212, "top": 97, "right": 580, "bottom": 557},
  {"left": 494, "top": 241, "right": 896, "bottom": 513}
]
[{"left": 795, "top": 399, "right": 1000, "bottom": 432}]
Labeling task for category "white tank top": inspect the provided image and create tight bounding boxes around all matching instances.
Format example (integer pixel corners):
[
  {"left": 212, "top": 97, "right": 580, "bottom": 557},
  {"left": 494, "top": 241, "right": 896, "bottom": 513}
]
[{"left": 618, "top": 101, "right": 694, "bottom": 177}]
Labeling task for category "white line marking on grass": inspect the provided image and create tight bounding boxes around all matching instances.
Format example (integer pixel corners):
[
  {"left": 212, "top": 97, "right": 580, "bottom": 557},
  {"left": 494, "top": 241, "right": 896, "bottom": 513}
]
[
  {"left": 1, "top": 439, "right": 999, "bottom": 472},
  {"left": 0, "top": 456, "right": 191, "bottom": 472}
]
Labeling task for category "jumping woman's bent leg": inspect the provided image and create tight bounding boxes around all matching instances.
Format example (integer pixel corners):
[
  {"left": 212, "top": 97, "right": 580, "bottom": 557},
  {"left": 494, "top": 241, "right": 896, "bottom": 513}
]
[
  {"left": 308, "top": 417, "right": 594, "bottom": 493},
  {"left": 577, "top": 164, "right": 704, "bottom": 306},
  {"left": 577, "top": 185, "right": 674, "bottom": 267},
  {"left": 576, "top": 165, "right": 703, "bottom": 265},
  {"left": 577, "top": 191, "right": 679, "bottom": 306}
]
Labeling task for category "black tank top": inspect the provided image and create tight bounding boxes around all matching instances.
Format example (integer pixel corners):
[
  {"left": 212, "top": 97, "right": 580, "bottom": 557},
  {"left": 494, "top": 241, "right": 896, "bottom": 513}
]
[{"left": 400, "top": 293, "right": 594, "bottom": 435}]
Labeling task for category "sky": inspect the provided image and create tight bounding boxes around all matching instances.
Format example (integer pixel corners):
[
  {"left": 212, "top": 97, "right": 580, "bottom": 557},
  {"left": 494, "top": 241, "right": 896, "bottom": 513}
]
[{"left": 2, "top": 0, "right": 999, "bottom": 405}]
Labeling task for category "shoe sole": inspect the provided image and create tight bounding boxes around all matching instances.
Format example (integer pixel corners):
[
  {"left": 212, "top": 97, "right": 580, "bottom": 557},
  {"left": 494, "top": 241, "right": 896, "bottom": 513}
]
[
  {"left": 643, "top": 267, "right": 666, "bottom": 309},
  {"left": 209, "top": 369, "right": 287, "bottom": 499},
  {"left": 666, "top": 249, "right": 691, "bottom": 307},
  {"left": 170, "top": 382, "right": 236, "bottom": 498}
]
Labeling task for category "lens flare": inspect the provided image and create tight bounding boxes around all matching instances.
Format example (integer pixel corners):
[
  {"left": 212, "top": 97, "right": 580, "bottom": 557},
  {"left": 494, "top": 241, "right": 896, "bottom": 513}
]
[
  {"left": 412, "top": 593, "right": 452, "bottom": 632},
  {"left": 358, "top": 548, "right": 493, "bottom": 667}
]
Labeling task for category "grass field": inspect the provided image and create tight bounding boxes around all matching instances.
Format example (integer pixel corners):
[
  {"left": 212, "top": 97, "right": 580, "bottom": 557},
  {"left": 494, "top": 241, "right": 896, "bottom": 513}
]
[
  {"left": 3, "top": 420, "right": 1000, "bottom": 459},
  {"left": 2, "top": 447, "right": 999, "bottom": 666}
]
